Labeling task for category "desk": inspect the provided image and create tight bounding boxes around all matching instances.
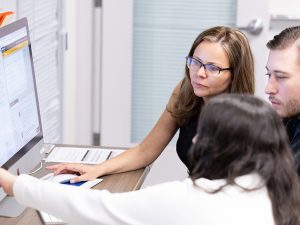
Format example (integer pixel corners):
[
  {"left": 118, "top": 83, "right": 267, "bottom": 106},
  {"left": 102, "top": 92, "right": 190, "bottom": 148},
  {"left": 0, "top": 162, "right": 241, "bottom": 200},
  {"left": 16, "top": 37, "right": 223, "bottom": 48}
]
[{"left": 0, "top": 161, "right": 149, "bottom": 225}]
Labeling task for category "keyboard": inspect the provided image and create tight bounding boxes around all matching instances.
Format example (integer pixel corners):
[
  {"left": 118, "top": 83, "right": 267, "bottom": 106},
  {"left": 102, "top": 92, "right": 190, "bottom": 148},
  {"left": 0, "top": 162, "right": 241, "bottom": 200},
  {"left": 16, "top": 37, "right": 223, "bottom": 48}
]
[
  {"left": 38, "top": 173, "right": 103, "bottom": 224},
  {"left": 39, "top": 211, "right": 65, "bottom": 224}
]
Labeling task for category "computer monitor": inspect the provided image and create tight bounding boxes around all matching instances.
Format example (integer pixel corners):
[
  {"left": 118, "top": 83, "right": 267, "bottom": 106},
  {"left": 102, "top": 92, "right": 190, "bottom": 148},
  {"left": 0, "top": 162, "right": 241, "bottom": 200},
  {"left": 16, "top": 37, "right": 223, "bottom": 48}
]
[{"left": 0, "top": 18, "right": 44, "bottom": 217}]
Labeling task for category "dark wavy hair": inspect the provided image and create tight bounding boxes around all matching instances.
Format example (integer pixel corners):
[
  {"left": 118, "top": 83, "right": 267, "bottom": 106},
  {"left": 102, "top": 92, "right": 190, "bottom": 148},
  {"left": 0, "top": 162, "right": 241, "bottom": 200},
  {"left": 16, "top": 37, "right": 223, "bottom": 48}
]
[
  {"left": 169, "top": 26, "right": 254, "bottom": 126},
  {"left": 267, "top": 26, "right": 300, "bottom": 68},
  {"left": 189, "top": 94, "right": 300, "bottom": 225},
  {"left": 267, "top": 26, "right": 300, "bottom": 50}
]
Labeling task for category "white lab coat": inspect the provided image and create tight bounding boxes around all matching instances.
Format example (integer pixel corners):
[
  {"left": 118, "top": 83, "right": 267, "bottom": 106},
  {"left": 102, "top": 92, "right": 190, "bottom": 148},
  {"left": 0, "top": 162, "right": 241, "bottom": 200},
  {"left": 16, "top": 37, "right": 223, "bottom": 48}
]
[{"left": 13, "top": 173, "right": 275, "bottom": 225}]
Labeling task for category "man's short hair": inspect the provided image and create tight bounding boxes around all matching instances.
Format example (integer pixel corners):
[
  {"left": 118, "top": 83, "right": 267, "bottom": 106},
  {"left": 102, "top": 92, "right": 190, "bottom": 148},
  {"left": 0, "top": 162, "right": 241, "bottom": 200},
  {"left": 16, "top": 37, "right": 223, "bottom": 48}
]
[{"left": 267, "top": 26, "right": 300, "bottom": 50}]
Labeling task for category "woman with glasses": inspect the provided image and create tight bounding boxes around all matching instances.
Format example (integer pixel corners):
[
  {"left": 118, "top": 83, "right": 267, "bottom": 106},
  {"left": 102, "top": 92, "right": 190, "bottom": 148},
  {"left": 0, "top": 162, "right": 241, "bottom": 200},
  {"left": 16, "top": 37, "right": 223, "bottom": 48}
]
[
  {"left": 47, "top": 26, "right": 255, "bottom": 182},
  {"left": 1, "top": 94, "right": 299, "bottom": 225}
]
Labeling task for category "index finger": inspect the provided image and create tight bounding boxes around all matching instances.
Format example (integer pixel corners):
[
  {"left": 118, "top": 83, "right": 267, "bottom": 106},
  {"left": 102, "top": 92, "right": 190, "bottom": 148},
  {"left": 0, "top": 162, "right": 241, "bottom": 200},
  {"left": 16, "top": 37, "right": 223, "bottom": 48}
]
[
  {"left": 46, "top": 163, "right": 66, "bottom": 170},
  {"left": 70, "top": 174, "right": 91, "bottom": 183},
  {"left": 46, "top": 163, "right": 73, "bottom": 175}
]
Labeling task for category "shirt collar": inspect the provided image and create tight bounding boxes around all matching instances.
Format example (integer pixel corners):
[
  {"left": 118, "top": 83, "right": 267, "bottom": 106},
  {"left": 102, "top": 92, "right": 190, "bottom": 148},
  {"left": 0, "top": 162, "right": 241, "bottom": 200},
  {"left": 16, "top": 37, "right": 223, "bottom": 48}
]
[{"left": 194, "top": 173, "right": 264, "bottom": 191}]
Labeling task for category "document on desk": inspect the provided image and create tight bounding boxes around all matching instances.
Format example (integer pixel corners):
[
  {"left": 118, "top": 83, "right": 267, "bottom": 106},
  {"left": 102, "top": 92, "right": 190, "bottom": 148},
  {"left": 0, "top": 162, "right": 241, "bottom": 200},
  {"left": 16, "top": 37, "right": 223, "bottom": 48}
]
[{"left": 45, "top": 147, "right": 124, "bottom": 164}]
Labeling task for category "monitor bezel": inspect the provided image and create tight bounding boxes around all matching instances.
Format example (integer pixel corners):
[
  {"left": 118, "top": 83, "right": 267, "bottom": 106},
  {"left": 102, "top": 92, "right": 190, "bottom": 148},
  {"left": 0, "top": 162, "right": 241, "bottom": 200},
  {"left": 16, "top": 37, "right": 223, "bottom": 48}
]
[{"left": 0, "top": 18, "right": 44, "bottom": 169}]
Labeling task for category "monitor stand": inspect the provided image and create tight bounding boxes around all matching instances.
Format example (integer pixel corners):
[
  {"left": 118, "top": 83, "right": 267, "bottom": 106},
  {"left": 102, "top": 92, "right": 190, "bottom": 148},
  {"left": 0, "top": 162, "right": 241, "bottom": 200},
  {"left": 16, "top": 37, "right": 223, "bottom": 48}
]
[
  {"left": 0, "top": 141, "right": 45, "bottom": 217},
  {"left": 0, "top": 196, "right": 26, "bottom": 217}
]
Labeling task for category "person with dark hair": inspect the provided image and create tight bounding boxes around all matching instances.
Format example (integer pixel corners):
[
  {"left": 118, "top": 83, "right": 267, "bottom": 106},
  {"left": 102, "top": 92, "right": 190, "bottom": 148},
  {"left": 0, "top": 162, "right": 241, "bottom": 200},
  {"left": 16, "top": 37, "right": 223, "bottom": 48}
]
[
  {"left": 47, "top": 26, "right": 255, "bottom": 182},
  {"left": 1, "top": 94, "right": 299, "bottom": 225},
  {"left": 265, "top": 26, "right": 300, "bottom": 175}
]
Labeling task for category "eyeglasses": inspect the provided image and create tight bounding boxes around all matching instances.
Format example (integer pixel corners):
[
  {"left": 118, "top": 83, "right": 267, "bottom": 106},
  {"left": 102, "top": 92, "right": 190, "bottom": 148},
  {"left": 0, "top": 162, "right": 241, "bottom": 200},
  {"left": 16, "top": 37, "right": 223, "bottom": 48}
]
[{"left": 186, "top": 56, "right": 232, "bottom": 76}]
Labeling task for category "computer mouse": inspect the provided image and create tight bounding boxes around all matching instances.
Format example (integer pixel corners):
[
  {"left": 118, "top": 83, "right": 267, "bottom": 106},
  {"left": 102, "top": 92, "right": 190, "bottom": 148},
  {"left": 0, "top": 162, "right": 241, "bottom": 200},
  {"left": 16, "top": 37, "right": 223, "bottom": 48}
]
[{"left": 41, "top": 173, "right": 78, "bottom": 183}]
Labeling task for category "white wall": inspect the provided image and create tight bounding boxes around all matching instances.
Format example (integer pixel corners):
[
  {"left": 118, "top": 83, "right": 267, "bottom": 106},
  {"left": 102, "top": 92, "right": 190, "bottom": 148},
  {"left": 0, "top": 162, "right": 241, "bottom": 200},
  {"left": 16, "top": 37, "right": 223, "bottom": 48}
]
[
  {"left": 141, "top": 146, "right": 188, "bottom": 187},
  {"left": 268, "top": 0, "right": 300, "bottom": 42},
  {"left": 0, "top": 0, "right": 16, "bottom": 15},
  {"left": 0, "top": 1, "right": 16, "bottom": 27},
  {"left": 237, "top": 0, "right": 270, "bottom": 100},
  {"left": 270, "top": 0, "right": 300, "bottom": 16},
  {"left": 62, "top": 0, "right": 94, "bottom": 145},
  {"left": 100, "top": 0, "right": 133, "bottom": 147}
]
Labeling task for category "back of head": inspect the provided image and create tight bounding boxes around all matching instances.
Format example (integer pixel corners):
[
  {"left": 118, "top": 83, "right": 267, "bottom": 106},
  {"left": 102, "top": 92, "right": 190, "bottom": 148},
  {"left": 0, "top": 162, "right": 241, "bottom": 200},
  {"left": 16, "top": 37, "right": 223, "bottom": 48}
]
[
  {"left": 189, "top": 94, "right": 290, "bottom": 180},
  {"left": 189, "top": 94, "right": 300, "bottom": 225},
  {"left": 267, "top": 26, "right": 300, "bottom": 50}
]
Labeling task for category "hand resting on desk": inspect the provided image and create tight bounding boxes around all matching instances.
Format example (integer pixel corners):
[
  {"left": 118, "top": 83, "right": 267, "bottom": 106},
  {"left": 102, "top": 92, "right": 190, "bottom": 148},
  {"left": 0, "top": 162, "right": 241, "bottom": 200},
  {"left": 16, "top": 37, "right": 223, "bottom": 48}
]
[
  {"left": 41, "top": 173, "right": 78, "bottom": 183},
  {"left": 46, "top": 163, "right": 101, "bottom": 183}
]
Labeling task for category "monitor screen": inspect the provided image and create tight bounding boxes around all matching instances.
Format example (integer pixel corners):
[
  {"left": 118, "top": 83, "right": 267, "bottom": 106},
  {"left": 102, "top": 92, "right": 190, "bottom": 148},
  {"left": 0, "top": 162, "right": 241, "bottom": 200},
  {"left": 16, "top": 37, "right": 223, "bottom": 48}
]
[
  {"left": 0, "top": 18, "right": 44, "bottom": 217},
  {"left": 0, "top": 18, "right": 43, "bottom": 168}
]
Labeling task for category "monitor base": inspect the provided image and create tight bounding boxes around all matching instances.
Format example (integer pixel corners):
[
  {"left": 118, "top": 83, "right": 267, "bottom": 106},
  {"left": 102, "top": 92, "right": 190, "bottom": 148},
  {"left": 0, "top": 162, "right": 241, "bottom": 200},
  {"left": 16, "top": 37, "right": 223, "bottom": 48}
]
[{"left": 0, "top": 196, "right": 26, "bottom": 217}]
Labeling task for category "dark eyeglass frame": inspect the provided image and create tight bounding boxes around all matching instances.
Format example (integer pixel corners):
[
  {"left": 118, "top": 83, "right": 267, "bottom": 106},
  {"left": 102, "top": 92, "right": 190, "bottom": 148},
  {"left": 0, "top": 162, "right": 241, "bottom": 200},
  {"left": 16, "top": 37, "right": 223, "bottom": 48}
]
[{"left": 186, "top": 56, "right": 232, "bottom": 75}]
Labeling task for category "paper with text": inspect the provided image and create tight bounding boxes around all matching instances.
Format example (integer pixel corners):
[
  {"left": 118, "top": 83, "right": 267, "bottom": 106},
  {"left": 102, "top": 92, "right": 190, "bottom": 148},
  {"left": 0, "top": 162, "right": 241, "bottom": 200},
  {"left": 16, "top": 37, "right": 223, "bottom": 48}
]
[{"left": 45, "top": 147, "right": 124, "bottom": 164}]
